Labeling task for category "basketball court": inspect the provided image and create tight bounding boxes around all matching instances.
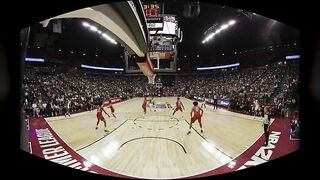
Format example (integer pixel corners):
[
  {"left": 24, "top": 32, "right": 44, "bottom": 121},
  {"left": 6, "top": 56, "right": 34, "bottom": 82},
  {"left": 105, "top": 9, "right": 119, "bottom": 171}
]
[
  {"left": 21, "top": 1, "right": 300, "bottom": 179},
  {"left": 27, "top": 97, "right": 296, "bottom": 179}
]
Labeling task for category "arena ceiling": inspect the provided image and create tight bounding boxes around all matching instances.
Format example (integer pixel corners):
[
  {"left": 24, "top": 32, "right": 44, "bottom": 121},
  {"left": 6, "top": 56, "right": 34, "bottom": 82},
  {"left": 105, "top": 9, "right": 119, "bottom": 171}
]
[{"left": 26, "top": 0, "right": 299, "bottom": 67}]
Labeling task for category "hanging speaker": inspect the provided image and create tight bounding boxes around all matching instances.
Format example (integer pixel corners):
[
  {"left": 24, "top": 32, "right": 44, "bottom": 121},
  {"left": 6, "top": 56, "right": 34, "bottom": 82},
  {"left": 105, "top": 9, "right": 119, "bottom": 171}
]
[
  {"left": 183, "top": 1, "right": 200, "bottom": 18},
  {"left": 183, "top": 3, "right": 192, "bottom": 18},
  {"left": 191, "top": 1, "right": 200, "bottom": 17}
]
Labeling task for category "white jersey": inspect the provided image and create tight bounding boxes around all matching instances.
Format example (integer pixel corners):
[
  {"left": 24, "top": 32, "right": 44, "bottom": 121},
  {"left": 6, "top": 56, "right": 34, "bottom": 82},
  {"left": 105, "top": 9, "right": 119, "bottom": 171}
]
[
  {"left": 254, "top": 100, "right": 260, "bottom": 110},
  {"left": 67, "top": 101, "right": 71, "bottom": 109},
  {"left": 263, "top": 114, "right": 270, "bottom": 124}
]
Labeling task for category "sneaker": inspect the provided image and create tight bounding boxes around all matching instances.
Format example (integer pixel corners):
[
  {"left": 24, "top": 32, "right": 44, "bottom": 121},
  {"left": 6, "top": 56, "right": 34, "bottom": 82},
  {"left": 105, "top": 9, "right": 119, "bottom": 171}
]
[
  {"left": 201, "top": 130, "right": 203, "bottom": 133},
  {"left": 187, "top": 131, "right": 191, "bottom": 135},
  {"left": 104, "top": 130, "right": 109, "bottom": 133}
]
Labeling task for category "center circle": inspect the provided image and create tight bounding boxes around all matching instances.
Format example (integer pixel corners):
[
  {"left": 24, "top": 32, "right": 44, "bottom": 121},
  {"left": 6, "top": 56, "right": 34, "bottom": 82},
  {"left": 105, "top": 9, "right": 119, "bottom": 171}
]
[{"left": 133, "top": 115, "right": 179, "bottom": 130}]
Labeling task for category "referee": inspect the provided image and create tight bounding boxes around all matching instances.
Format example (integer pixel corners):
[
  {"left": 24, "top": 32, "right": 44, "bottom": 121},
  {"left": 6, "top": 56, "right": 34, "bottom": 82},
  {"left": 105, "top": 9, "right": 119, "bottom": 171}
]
[
  {"left": 263, "top": 106, "right": 271, "bottom": 146},
  {"left": 213, "top": 93, "right": 218, "bottom": 110}
]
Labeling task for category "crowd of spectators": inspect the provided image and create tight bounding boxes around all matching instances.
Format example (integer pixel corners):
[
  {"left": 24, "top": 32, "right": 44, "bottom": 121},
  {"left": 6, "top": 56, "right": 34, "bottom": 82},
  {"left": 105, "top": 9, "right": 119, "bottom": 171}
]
[
  {"left": 22, "top": 66, "right": 146, "bottom": 117},
  {"left": 21, "top": 61, "right": 299, "bottom": 118},
  {"left": 174, "top": 62, "right": 298, "bottom": 117}
]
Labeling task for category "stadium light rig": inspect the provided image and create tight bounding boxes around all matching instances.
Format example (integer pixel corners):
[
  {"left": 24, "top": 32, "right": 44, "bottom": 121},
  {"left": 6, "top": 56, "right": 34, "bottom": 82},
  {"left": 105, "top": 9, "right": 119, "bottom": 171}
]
[
  {"left": 202, "top": 20, "right": 236, "bottom": 44},
  {"left": 197, "top": 62, "right": 240, "bottom": 71},
  {"left": 82, "top": 22, "right": 117, "bottom": 45},
  {"left": 25, "top": 57, "right": 45, "bottom": 62},
  {"left": 81, "top": 64, "right": 124, "bottom": 71},
  {"left": 286, "top": 55, "right": 300, "bottom": 59}
]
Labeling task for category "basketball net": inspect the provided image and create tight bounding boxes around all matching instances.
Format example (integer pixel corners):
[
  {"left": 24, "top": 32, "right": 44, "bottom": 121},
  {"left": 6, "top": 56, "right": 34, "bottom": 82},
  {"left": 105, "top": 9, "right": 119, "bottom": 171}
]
[{"left": 147, "top": 74, "right": 156, "bottom": 84}]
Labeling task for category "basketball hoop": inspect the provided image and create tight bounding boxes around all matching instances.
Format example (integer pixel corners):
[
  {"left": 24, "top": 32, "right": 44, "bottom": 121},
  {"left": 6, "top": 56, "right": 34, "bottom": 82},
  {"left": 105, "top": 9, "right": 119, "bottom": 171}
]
[{"left": 147, "top": 74, "right": 156, "bottom": 84}]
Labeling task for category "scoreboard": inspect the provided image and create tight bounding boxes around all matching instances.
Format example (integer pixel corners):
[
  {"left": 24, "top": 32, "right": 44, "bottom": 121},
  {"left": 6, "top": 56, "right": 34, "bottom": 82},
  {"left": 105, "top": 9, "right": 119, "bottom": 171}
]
[
  {"left": 143, "top": 1, "right": 179, "bottom": 36},
  {"left": 146, "top": 17, "right": 164, "bottom": 30},
  {"left": 143, "top": 2, "right": 164, "bottom": 31},
  {"left": 134, "top": 1, "right": 180, "bottom": 73},
  {"left": 143, "top": 2, "right": 161, "bottom": 17},
  {"left": 149, "top": 15, "right": 178, "bottom": 36}
]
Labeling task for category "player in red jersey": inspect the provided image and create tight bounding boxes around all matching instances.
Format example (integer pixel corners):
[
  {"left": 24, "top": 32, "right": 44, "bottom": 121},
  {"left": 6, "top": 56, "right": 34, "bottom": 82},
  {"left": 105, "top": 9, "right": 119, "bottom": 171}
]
[
  {"left": 96, "top": 101, "right": 110, "bottom": 132},
  {"left": 172, "top": 97, "right": 185, "bottom": 116},
  {"left": 106, "top": 100, "right": 116, "bottom": 118},
  {"left": 187, "top": 101, "right": 204, "bottom": 135},
  {"left": 142, "top": 97, "right": 147, "bottom": 115}
]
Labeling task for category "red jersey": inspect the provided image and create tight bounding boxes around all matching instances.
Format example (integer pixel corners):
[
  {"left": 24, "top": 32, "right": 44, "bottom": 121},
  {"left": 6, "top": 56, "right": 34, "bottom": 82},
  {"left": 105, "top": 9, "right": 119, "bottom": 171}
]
[
  {"left": 192, "top": 106, "right": 202, "bottom": 118},
  {"left": 176, "top": 101, "right": 183, "bottom": 108},
  {"left": 97, "top": 106, "right": 103, "bottom": 116},
  {"left": 96, "top": 105, "right": 104, "bottom": 120},
  {"left": 142, "top": 99, "right": 147, "bottom": 108}
]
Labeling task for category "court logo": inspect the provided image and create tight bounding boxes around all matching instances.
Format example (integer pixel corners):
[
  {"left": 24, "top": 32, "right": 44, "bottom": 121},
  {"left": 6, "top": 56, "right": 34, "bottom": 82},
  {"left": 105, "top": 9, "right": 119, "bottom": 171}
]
[
  {"left": 237, "top": 131, "right": 281, "bottom": 170},
  {"left": 35, "top": 128, "right": 96, "bottom": 173},
  {"left": 147, "top": 102, "right": 171, "bottom": 109}
]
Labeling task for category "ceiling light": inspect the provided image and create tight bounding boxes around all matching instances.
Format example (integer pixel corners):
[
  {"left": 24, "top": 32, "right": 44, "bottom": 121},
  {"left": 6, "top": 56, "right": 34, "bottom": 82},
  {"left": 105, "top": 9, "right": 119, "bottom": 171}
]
[
  {"left": 203, "top": 19, "right": 235, "bottom": 44},
  {"left": 82, "top": 22, "right": 90, "bottom": 27},
  {"left": 90, "top": 26, "right": 98, "bottom": 31},
  {"left": 228, "top": 20, "right": 236, "bottom": 25},
  {"left": 220, "top": 24, "right": 229, "bottom": 30}
]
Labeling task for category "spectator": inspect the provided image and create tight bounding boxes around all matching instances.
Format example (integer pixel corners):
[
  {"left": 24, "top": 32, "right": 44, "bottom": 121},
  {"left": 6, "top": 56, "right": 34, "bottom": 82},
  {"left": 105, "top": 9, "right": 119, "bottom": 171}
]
[{"left": 22, "top": 61, "right": 299, "bottom": 118}]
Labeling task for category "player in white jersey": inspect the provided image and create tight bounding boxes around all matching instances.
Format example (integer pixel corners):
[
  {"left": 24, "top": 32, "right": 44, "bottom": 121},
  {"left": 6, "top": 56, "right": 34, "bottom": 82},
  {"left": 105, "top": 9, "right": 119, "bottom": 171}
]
[
  {"left": 201, "top": 96, "right": 206, "bottom": 109},
  {"left": 150, "top": 96, "right": 156, "bottom": 112},
  {"left": 65, "top": 99, "right": 71, "bottom": 117},
  {"left": 253, "top": 99, "right": 260, "bottom": 119}
]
